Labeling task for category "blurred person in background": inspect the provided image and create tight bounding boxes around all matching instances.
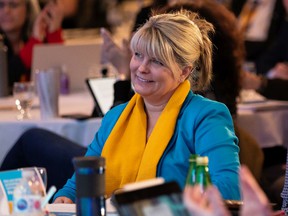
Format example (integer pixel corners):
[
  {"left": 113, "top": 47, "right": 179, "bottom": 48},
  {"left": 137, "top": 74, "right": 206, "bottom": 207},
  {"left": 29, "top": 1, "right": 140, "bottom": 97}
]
[
  {"left": 240, "top": 0, "right": 288, "bottom": 100},
  {"left": 230, "top": 0, "right": 286, "bottom": 66},
  {"left": 254, "top": 0, "right": 288, "bottom": 80},
  {"left": 0, "top": 0, "right": 64, "bottom": 93}
]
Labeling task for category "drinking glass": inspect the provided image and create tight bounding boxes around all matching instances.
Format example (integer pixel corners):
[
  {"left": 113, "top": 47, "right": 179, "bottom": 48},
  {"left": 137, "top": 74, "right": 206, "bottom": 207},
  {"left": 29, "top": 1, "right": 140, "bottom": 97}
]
[{"left": 13, "top": 82, "right": 34, "bottom": 120}]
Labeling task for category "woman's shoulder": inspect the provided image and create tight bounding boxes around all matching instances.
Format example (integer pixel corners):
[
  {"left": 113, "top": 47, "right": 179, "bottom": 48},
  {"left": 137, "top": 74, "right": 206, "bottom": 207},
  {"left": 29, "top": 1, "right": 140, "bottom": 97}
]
[
  {"left": 181, "top": 92, "right": 232, "bottom": 123},
  {"left": 186, "top": 92, "right": 229, "bottom": 112}
]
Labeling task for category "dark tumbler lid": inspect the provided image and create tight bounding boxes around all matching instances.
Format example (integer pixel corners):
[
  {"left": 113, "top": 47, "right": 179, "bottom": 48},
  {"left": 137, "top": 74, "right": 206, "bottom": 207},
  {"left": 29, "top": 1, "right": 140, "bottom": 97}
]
[{"left": 73, "top": 156, "right": 105, "bottom": 169}]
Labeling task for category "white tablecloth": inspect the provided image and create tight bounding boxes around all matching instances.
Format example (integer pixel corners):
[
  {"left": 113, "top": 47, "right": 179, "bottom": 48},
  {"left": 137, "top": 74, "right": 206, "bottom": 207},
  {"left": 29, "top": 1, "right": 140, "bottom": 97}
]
[
  {"left": 0, "top": 91, "right": 102, "bottom": 165},
  {"left": 237, "top": 101, "right": 288, "bottom": 149}
]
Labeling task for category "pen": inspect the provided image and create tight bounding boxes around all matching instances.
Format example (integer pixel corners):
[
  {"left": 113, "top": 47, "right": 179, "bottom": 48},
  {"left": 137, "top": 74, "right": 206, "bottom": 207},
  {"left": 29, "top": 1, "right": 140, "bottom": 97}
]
[{"left": 41, "top": 185, "right": 57, "bottom": 209}]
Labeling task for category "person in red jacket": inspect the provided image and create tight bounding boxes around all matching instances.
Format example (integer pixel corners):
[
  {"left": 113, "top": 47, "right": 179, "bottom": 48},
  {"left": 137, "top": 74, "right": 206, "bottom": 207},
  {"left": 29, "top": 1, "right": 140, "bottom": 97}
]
[{"left": 0, "top": 0, "right": 64, "bottom": 93}]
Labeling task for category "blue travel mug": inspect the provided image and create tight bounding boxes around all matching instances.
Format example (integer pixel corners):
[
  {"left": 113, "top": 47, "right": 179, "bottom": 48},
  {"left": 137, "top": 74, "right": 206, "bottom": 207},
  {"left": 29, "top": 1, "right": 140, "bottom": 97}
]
[{"left": 73, "top": 156, "right": 106, "bottom": 216}]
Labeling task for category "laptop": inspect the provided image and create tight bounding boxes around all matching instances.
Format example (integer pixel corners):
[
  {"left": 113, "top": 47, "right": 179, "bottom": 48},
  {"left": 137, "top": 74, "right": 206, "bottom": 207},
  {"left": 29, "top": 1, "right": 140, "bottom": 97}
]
[{"left": 32, "top": 42, "right": 105, "bottom": 92}]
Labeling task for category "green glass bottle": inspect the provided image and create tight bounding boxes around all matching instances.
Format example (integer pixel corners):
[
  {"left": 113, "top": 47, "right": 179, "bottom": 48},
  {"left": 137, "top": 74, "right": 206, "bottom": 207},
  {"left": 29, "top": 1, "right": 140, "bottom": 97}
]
[
  {"left": 185, "top": 154, "right": 198, "bottom": 186},
  {"left": 195, "top": 156, "right": 212, "bottom": 193}
]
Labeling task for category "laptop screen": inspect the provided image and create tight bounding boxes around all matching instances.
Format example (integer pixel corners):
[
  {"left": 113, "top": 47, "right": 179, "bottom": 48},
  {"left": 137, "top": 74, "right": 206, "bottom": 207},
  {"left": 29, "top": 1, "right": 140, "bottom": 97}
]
[{"left": 32, "top": 42, "right": 103, "bottom": 92}]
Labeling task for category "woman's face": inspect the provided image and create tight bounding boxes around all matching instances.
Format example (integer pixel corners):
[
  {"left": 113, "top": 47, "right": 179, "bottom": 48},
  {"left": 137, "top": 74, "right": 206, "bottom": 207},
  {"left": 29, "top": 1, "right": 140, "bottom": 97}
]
[
  {"left": 0, "top": 0, "right": 27, "bottom": 34},
  {"left": 130, "top": 50, "right": 182, "bottom": 104}
]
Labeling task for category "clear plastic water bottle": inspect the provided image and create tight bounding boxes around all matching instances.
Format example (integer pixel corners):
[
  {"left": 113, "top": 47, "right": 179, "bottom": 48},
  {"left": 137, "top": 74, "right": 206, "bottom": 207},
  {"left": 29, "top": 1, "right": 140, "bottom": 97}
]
[{"left": 13, "top": 170, "right": 43, "bottom": 216}]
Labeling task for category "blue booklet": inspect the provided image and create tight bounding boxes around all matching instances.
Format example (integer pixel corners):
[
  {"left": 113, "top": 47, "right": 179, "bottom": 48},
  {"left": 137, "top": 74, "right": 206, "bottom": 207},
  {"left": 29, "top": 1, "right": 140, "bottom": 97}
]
[
  {"left": 0, "top": 169, "right": 22, "bottom": 215},
  {"left": 0, "top": 167, "right": 46, "bottom": 215}
]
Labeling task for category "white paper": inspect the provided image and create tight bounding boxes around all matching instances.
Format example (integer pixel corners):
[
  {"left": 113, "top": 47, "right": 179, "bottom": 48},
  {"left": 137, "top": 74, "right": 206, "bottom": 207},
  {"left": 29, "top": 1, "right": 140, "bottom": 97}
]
[
  {"left": 45, "top": 203, "right": 76, "bottom": 213},
  {"left": 46, "top": 199, "right": 117, "bottom": 215}
]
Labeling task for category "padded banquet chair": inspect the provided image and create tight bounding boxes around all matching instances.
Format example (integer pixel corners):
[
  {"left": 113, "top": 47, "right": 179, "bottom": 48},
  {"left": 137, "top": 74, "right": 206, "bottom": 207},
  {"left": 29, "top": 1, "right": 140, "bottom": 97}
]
[{"left": 234, "top": 123, "right": 264, "bottom": 182}]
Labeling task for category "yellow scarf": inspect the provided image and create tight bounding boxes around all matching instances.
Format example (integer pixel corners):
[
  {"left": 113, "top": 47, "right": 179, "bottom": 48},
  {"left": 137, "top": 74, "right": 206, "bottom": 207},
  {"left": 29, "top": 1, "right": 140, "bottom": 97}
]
[{"left": 101, "top": 80, "right": 190, "bottom": 196}]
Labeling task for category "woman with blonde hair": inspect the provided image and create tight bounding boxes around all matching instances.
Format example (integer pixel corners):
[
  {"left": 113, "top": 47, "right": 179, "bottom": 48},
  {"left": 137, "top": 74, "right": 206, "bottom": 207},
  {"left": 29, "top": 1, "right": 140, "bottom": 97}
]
[{"left": 54, "top": 9, "right": 240, "bottom": 203}]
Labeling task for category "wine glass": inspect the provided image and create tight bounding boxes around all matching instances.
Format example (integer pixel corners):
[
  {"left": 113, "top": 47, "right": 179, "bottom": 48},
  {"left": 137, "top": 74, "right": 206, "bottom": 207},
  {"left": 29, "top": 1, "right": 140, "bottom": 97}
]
[{"left": 13, "top": 82, "right": 34, "bottom": 120}]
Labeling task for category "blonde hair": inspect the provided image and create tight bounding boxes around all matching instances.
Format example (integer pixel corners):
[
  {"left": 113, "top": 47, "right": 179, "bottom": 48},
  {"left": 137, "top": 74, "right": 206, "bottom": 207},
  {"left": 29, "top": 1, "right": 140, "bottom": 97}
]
[{"left": 130, "top": 9, "right": 214, "bottom": 91}]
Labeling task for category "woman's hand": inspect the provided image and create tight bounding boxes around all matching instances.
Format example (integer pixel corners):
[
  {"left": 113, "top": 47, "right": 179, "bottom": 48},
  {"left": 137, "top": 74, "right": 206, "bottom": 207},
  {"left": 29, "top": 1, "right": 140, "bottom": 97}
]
[
  {"left": 32, "top": 0, "right": 64, "bottom": 40},
  {"left": 53, "top": 196, "right": 73, "bottom": 204},
  {"left": 268, "top": 62, "right": 288, "bottom": 80},
  {"left": 240, "top": 165, "right": 273, "bottom": 216},
  {"left": 44, "top": 1, "right": 64, "bottom": 33},
  {"left": 100, "top": 28, "right": 131, "bottom": 79},
  {"left": 240, "top": 70, "right": 262, "bottom": 90},
  {"left": 32, "top": 10, "right": 48, "bottom": 41},
  {"left": 183, "top": 185, "right": 231, "bottom": 216}
]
